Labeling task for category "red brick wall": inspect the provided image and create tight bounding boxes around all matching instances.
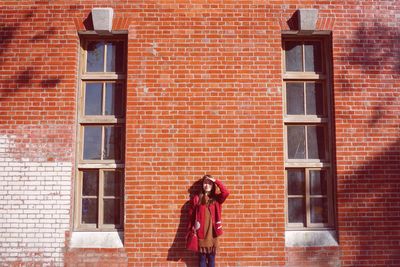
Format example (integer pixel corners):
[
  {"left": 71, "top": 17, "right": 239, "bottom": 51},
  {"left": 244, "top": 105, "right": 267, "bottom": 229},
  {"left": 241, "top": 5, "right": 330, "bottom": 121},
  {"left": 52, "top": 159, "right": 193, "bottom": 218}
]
[
  {"left": 1, "top": 1, "right": 399, "bottom": 266},
  {"left": 333, "top": 1, "right": 400, "bottom": 266},
  {"left": 286, "top": 247, "right": 341, "bottom": 267},
  {"left": 124, "top": 2, "right": 285, "bottom": 266},
  {"left": 64, "top": 248, "right": 128, "bottom": 267}
]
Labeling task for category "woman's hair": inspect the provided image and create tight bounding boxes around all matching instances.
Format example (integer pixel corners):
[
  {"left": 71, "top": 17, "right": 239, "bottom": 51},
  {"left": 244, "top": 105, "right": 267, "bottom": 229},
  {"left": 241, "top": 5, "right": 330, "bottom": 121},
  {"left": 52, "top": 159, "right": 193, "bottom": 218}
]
[{"left": 200, "top": 174, "right": 216, "bottom": 205}]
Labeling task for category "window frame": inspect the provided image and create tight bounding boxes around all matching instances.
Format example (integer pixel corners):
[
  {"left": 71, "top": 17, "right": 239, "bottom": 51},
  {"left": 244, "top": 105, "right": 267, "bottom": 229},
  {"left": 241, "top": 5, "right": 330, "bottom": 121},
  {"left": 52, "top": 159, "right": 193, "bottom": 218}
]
[
  {"left": 76, "top": 169, "right": 124, "bottom": 230},
  {"left": 282, "top": 34, "right": 335, "bottom": 230},
  {"left": 285, "top": 168, "right": 334, "bottom": 229},
  {"left": 74, "top": 35, "right": 127, "bottom": 231}
]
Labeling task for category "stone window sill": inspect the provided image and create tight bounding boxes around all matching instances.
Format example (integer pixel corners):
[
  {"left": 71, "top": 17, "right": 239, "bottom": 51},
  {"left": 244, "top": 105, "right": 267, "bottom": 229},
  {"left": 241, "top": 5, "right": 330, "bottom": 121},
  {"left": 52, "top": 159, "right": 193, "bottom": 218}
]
[
  {"left": 285, "top": 230, "right": 338, "bottom": 247},
  {"left": 70, "top": 231, "right": 124, "bottom": 248}
]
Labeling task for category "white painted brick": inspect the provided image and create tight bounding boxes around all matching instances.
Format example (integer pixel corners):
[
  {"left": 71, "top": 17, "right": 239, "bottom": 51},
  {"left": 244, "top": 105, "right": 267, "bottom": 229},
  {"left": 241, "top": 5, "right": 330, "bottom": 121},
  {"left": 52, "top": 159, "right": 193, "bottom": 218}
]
[{"left": 0, "top": 151, "right": 71, "bottom": 266}]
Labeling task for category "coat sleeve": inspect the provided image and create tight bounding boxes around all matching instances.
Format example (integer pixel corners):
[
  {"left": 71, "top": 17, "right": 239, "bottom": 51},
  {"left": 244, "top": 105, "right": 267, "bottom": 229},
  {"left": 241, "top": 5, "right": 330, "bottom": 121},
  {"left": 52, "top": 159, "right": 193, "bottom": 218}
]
[
  {"left": 187, "top": 195, "right": 199, "bottom": 232},
  {"left": 215, "top": 179, "right": 230, "bottom": 204}
]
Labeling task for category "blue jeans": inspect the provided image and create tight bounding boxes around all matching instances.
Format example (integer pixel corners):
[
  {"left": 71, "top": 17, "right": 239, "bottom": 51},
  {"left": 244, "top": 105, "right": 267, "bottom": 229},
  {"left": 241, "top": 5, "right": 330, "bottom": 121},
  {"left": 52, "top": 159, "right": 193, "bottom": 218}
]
[{"left": 199, "top": 252, "right": 215, "bottom": 267}]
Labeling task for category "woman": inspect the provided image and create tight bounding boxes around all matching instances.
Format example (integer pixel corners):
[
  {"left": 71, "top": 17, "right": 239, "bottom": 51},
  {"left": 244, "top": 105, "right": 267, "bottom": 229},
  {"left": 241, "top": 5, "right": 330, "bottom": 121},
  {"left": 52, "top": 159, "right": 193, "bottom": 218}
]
[{"left": 187, "top": 174, "right": 230, "bottom": 267}]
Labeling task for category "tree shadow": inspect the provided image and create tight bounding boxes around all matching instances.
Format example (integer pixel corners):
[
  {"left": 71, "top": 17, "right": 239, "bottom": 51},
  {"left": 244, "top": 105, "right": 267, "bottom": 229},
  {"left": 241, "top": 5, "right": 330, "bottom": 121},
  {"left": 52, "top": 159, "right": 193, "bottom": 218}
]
[
  {"left": 0, "top": 8, "right": 61, "bottom": 101},
  {"left": 354, "top": 22, "right": 400, "bottom": 73},
  {"left": 339, "top": 138, "right": 400, "bottom": 267},
  {"left": 31, "top": 27, "right": 57, "bottom": 41},
  {"left": 337, "top": 19, "right": 400, "bottom": 267},
  {"left": 167, "top": 179, "right": 203, "bottom": 267},
  {"left": 0, "top": 10, "right": 34, "bottom": 60}
]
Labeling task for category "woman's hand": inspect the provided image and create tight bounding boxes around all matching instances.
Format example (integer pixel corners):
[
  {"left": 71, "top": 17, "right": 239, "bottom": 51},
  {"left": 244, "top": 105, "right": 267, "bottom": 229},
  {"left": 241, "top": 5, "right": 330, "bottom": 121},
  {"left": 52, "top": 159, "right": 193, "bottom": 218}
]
[{"left": 207, "top": 176, "right": 216, "bottom": 183}]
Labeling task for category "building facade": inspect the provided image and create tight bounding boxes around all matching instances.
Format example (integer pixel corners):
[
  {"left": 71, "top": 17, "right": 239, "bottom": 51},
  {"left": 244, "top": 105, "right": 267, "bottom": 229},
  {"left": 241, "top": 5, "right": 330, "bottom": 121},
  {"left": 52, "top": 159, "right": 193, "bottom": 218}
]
[{"left": 0, "top": 1, "right": 399, "bottom": 266}]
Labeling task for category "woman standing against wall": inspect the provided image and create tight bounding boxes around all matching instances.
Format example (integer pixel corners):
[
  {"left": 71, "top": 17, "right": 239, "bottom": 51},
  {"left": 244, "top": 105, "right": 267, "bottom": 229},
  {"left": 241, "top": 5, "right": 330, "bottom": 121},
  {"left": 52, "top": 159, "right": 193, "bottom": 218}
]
[{"left": 187, "top": 174, "right": 230, "bottom": 267}]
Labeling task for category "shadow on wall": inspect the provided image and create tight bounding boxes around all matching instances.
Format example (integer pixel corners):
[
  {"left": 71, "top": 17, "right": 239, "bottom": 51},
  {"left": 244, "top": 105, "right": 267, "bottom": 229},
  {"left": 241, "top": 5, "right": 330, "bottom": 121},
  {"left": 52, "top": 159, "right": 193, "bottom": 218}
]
[
  {"left": 167, "top": 179, "right": 204, "bottom": 267},
  {"left": 0, "top": 8, "right": 62, "bottom": 101},
  {"left": 338, "top": 20, "right": 400, "bottom": 267},
  {"left": 339, "top": 138, "right": 400, "bottom": 267},
  {"left": 0, "top": 11, "right": 34, "bottom": 58},
  {"left": 354, "top": 22, "right": 400, "bottom": 73}
]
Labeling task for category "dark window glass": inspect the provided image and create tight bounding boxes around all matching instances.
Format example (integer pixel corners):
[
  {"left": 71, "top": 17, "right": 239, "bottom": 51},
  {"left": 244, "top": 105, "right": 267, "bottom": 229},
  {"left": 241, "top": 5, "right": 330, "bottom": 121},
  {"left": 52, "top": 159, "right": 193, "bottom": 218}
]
[
  {"left": 103, "top": 199, "right": 120, "bottom": 225},
  {"left": 83, "top": 126, "right": 102, "bottom": 160},
  {"left": 287, "top": 169, "right": 305, "bottom": 195},
  {"left": 87, "top": 42, "right": 105, "bottom": 72},
  {"left": 104, "top": 171, "right": 121, "bottom": 197},
  {"left": 310, "top": 170, "right": 327, "bottom": 195},
  {"left": 82, "top": 171, "right": 99, "bottom": 196},
  {"left": 85, "top": 83, "right": 103, "bottom": 115},
  {"left": 307, "top": 126, "right": 326, "bottom": 159},
  {"left": 306, "top": 83, "right": 324, "bottom": 115},
  {"left": 304, "top": 41, "right": 322, "bottom": 72},
  {"left": 106, "top": 42, "right": 124, "bottom": 72},
  {"left": 286, "top": 83, "right": 304, "bottom": 115},
  {"left": 310, "top": 197, "right": 328, "bottom": 223},
  {"left": 288, "top": 198, "right": 305, "bottom": 223},
  {"left": 82, "top": 198, "right": 98, "bottom": 224},
  {"left": 287, "top": 126, "right": 306, "bottom": 159},
  {"left": 285, "top": 41, "right": 302, "bottom": 72},
  {"left": 105, "top": 83, "right": 123, "bottom": 116},
  {"left": 103, "top": 126, "right": 122, "bottom": 160}
]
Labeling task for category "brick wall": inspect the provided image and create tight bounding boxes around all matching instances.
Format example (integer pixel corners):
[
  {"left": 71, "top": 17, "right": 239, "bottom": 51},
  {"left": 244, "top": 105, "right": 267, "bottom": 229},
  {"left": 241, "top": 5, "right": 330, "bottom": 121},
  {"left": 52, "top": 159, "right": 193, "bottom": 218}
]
[
  {"left": 286, "top": 247, "right": 341, "bottom": 267},
  {"left": 333, "top": 1, "right": 400, "bottom": 267},
  {"left": 64, "top": 247, "right": 128, "bottom": 267},
  {"left": 0, "top": 134, "right": 72, "bottom": 265},
  {"left": 124, "top": 2, "right": 285, "bottom": 266},
  {"left": 0, "top": 1, "right": 399, "bottom": 266},
  {"left": 0, "top": 2, "right": 77, "bottom": 265}
]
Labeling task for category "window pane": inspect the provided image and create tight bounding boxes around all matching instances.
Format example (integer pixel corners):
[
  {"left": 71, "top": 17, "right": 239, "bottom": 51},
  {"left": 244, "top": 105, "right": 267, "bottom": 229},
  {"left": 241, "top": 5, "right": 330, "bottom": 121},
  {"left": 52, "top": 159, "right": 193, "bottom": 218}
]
[
  {"left": 304, "top": 41, "right": 322, "bottom": 72},
  {"left": 104, "top": 171, "right": 121, "bottom": 197},
  {"left": 85, "top": 83, "right": 103, "bottom": 115},
  {"left": 87, "top": 42, "right": 105, "bottom": 72},
  {"left": 287, "top": 126, "right": 306, "bottom": 159},
  {"left": 306, "top": 83, "right": 324, "bottom": 115},
  {"left": 310, "top": 198, "right": 328, "bottom": 223},
  {"left": 105, "top": 83, "right": 123, "bottom": 116},
  {"left": 82, "top": 171, "right": 99, "bottom": 196},
  {"left": 104, "top": 199, "right": 121, "bottom": 225},
  {"left": 104, "top": 126, "right": 122, "bottom": 160},
  {"left": 106, "top": 42, "right": 124, "bottom": 72},
  {"left": 82, "top": 198, "right": 98, "bottom": 224},
  {"left": 288, "top": 198, "right": 305, "bottom": 224},
  {"left": 83, "top": 126, "right": 102, "bottom": 160},
  {"left": 287, "top": 169, "right": 304, "bottom": 195},
  {"left": 310, "top": 170, "right": 327, "bottom": 195},
  {"left": 285, "top": 41, "right": 302, "bottom": 71},
  {"left": 286, "top": 83, "right": 304, "bottom": 115},
  {"left": 307, "top": 126, "right": 326, "bottom": 159}
]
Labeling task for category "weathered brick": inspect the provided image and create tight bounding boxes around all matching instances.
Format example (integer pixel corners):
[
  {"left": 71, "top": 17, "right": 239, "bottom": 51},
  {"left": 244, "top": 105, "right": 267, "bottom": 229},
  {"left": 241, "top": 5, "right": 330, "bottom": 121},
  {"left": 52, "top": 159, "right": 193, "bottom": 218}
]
[{"left": 1, "top": 1, "right": 400, "bottom": 267}]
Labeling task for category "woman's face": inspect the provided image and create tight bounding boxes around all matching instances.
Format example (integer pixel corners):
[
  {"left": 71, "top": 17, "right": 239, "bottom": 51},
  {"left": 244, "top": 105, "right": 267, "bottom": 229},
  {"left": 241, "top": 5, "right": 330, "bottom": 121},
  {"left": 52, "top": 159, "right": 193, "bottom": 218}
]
[{"left": 203, "top": 178, "right": 214, "bottom": 193}]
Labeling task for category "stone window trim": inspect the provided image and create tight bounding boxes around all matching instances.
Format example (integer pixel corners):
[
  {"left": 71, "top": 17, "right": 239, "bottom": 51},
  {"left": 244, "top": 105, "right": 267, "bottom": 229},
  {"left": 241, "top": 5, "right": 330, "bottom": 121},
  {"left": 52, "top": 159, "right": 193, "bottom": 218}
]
[
  {"left": 285, "top": 230, "right": 338, "bottom": 247},
  {"left": 69, "top": 231, "right": 124, "bottom": 248}
]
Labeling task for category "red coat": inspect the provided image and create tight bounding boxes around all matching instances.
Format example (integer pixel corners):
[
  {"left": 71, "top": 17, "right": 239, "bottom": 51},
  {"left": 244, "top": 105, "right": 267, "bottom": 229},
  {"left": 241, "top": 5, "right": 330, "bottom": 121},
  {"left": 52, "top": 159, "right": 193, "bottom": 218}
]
[{"left": 187, "top": 179, "right": 230, "bottom": 239}]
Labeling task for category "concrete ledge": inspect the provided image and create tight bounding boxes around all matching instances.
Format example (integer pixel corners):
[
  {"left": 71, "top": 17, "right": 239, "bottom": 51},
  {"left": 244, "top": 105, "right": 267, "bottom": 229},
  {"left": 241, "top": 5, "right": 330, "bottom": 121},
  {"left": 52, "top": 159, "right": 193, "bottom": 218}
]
[
  {"left": 285, "top": 230, "right": 338, "bottom": 247},
  {"left": 70, "top": 231, "right": 124, "bottom": 248}
]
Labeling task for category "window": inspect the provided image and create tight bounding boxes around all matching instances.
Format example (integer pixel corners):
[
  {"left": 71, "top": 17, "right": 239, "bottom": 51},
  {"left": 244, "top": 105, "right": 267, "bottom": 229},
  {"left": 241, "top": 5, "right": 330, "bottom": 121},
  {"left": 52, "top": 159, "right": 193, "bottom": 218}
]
[
  {"left": 75, "top": 36, "right": 126, "bottom": 230},
  {"left": 283, "top": 37, "right": 334, "bottom": 229}
]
